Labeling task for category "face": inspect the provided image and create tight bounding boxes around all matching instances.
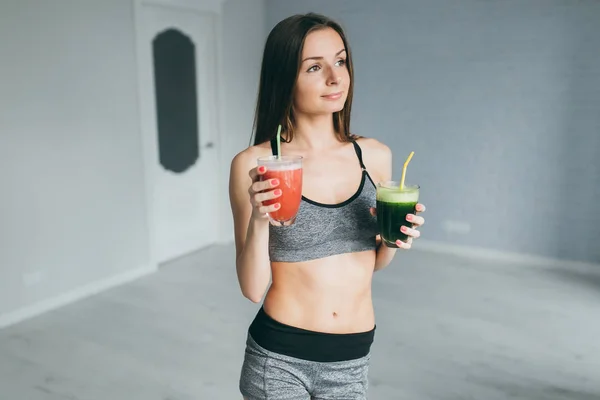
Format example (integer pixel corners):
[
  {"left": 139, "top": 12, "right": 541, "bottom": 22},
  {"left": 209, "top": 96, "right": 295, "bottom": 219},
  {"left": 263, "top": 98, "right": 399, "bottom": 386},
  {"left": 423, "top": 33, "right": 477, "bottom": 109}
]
[{"left": 294, "top": 27, "right": 350, "bottom": 116}]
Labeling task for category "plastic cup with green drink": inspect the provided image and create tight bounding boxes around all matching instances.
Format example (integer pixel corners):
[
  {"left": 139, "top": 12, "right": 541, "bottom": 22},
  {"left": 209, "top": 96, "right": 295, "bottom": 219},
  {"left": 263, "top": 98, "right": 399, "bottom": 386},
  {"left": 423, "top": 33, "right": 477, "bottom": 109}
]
[
  {"left": 376, "top": 182, "right": 420, "bottom": 247},
  {"left": 376, "top": 151, "right": 420, "bottom": 248}
]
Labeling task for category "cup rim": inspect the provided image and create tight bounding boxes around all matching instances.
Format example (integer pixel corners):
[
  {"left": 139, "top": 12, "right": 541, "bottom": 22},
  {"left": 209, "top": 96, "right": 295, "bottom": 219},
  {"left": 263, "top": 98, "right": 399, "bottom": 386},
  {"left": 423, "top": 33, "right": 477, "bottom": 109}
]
[
  {"left": 257, "top": 155, "right": 303, "bottom": 163},
  {"left": 377, "top": 181, "right": 420, "bottom": 191}
]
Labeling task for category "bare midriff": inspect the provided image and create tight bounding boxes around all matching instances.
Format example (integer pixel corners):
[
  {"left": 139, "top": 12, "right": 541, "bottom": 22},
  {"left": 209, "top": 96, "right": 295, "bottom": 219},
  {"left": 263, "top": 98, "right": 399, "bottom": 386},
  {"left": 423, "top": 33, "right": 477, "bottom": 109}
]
[{"left": 263, "top": 250, "right": 376, "bottom": 334}]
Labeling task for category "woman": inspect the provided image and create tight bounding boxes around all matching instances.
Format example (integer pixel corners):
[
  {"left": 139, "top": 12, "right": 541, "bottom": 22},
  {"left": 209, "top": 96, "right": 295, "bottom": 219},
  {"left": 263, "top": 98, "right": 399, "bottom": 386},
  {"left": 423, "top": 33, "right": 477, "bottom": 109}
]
[{"left": 229, "top": 12, "right": 426, "bottom": 400}]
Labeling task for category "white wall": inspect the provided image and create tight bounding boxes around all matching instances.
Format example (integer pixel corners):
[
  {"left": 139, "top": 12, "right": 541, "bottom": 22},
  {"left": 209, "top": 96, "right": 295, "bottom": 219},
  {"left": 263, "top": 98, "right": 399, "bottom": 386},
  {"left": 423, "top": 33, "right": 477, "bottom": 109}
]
[
  {"left": 0, "top": 0, "right": 266, "bottom": 328},
  {"left": 0, "top": 0, "right": 151, "bottom": 326},
  {"left": 219, "top": 0, "right": 266, "bottom": 243}
]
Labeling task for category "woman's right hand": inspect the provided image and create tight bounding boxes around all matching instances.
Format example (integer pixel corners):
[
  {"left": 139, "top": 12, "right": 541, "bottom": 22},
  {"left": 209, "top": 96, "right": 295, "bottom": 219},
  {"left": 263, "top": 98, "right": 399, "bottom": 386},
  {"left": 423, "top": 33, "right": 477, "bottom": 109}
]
[{"left": 248, "top": 165, "right": 282, "bottom": 221}]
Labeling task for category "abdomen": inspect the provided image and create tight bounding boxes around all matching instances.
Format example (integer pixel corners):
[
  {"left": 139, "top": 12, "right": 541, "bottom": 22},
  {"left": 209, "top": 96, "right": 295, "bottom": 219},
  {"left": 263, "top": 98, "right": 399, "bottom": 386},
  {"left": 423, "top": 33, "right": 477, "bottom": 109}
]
[{"left": 264, "top": 250, "right": 376, "bottom": 334}]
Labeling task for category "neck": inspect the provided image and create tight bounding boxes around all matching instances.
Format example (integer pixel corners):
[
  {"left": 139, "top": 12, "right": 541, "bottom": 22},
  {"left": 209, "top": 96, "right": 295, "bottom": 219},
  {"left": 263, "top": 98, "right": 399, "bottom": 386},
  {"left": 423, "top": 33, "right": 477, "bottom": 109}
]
[{"left": 290, "top": 113, "right": 339, "bottom": 151}]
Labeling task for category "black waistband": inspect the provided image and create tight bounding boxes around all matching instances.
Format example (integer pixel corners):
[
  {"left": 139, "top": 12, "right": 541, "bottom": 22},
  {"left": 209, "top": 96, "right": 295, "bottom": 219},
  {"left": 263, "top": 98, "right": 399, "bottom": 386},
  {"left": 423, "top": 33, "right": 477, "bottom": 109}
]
[{"left": 248, "top": 306, "right": 375, "bottom": 362}]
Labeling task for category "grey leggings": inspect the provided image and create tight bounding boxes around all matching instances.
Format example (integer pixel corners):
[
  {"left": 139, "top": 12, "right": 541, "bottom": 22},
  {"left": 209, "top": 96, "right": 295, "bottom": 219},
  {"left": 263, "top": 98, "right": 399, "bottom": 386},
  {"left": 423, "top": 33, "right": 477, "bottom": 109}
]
[{"left": 239, "top": 334, "right": 371, "bottom": 400}]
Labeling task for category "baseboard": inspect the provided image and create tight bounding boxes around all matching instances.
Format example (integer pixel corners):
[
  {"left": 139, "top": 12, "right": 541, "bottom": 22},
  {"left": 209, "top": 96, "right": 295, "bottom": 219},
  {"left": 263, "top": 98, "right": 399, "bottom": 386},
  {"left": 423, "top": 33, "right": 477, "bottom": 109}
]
[
  {"left": 415, "top": 239, "right": 600, "bottom": 273},
  {"left": 0, "top": 264, "right": 158, "bottom": 330}
]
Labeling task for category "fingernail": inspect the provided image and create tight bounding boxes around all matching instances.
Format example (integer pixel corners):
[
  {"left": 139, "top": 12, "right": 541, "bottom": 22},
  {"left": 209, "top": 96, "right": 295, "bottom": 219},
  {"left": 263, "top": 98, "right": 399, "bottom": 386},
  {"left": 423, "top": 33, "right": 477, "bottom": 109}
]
[
  {"left": 274, "top": 189, "right": 282, "bottom": 196},
  {"left": 258, "top": 166, "right": 265, "bottom": 173},
  {"left": 270, "top": 179, "right": 279, "bottom": 186},
  {"left": 401, "top": 226, "right": 407, "bottom": 233},
  {"left": 274, "top": 203, "right": 280, "bottom": 209},
  {"left": 406, "top": 215, "right": 413, "bottom": 221}
]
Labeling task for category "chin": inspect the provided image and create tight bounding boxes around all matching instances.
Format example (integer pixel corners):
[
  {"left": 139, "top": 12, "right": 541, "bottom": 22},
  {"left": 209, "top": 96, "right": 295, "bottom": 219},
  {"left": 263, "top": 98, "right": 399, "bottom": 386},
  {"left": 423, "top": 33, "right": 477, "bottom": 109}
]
[
  {"left": 320, "top": 100, "right": 346, "bottom": 114},
  {"left": 300, "top": 100, "right": 346, "bottom": 116},
  {"left": 329, "top": 103, "right": 346, "bottom": 113}
]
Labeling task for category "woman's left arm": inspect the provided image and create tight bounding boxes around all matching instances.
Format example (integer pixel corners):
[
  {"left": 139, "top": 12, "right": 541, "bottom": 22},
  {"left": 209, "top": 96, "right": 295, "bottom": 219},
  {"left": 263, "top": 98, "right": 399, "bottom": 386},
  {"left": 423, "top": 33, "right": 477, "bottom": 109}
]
[{"left": 360, "top": 139, "right": 426, "bottom": 272}]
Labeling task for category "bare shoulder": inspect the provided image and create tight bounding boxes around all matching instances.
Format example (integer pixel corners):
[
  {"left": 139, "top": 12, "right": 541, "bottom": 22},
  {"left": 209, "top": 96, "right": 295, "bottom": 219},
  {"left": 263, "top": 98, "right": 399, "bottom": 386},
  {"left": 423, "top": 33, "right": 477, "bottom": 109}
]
[
  {"left": 229, "top": 142, "right": 272, "bottom": 205},
  {"left": 230, "top": 142, "right": 271, "bottom": 176},
  {"left": 355, "top": 137, "right": 391, "bottom": 158},
  {"left": 354, "top": 137, "right": 392, "bottom": 182}
]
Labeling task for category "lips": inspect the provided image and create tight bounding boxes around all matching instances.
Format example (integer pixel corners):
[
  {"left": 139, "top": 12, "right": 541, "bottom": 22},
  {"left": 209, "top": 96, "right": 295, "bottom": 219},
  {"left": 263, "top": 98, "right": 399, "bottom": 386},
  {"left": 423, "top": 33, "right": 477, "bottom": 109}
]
[{"left": 322, "top": 91, "right": 343, "bottom": 100}]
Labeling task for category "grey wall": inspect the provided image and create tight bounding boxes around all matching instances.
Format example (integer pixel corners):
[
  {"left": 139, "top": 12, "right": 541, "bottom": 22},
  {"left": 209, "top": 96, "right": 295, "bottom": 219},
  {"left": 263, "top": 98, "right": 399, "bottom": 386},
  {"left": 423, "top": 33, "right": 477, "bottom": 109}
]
[
  {"left": 0, "top": 0, "right": 266, "bottom": 326},
  {"left": 266, "top": 0, "right": 600, "bottom": 264}
]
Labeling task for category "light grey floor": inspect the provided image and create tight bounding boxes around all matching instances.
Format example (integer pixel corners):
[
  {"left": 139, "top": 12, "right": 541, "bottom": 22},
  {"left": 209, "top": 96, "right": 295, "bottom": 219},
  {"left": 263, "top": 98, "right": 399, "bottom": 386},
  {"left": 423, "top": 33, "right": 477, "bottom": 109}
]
[{"left": 1, "top": 244, "right": 599, "bottom": 400}]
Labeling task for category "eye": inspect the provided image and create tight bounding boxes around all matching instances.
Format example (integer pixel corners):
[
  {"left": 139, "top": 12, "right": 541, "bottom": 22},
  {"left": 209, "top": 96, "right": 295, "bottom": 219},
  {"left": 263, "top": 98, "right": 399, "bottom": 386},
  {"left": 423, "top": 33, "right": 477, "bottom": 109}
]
[
  {"left": 307, "top": 64, "right": 321, "bottom": 73},
  {"left": 336, "top": 59, "right": 347, "bottom": 67}
]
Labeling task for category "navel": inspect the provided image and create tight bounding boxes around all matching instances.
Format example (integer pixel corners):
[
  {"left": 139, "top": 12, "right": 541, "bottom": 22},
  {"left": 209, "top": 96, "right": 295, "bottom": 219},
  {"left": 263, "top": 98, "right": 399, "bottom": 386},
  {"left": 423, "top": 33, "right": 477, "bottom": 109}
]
[{"left": 332, "top": 311, "right": 338, "bottom": 317}]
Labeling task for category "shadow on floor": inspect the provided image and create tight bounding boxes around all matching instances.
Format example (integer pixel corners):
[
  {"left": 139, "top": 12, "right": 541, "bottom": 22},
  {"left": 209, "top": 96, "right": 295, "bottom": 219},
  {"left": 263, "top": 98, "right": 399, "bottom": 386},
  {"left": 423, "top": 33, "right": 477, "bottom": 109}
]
[{"left": 544, "top": 266, "right": 600, "bottom": 297}]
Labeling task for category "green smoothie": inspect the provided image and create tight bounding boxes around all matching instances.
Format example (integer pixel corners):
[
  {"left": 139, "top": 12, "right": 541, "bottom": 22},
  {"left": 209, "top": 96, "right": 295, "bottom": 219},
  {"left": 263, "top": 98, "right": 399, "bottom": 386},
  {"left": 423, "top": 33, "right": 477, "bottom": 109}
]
[{"left": 376, "top": 184, "right": 420, "bottom": 247}]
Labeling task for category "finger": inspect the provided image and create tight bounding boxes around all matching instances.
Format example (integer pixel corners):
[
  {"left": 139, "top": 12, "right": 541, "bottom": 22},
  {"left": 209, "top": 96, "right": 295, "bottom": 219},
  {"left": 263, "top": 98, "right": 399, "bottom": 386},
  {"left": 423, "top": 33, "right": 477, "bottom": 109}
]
[
  {"left": 400, "top": 226, "right": 421, "bottom": 239},
  {"left": 395, "top": 239, "right": 412, "bottom": 250},
  {"left": 415, "top": 203, "right": 426, "bottom": 213},
  {"left": 251, "top": 178, "right": 280, "bottom": 194},
  {"left": 249, "top": 165, "right": 267, "bottom": 181},
  {"left": 406, "top": 214, "right": 425, "bottom": 227},
  {"left": 254, "top": 189, "right": 282, "bottom": 204},
  {"left": 369, "top": 207, "right": 377, "bottom": 217},
  {"left": 258, "top": 203, "right": 280, "bottom": 214}
]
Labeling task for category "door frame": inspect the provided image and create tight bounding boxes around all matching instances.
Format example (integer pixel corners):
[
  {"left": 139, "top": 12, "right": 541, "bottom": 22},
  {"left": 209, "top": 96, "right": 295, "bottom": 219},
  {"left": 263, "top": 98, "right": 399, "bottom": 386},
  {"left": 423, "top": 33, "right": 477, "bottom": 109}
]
[{"left": 132, "top": 0, "right": 226, "bottom": 269}]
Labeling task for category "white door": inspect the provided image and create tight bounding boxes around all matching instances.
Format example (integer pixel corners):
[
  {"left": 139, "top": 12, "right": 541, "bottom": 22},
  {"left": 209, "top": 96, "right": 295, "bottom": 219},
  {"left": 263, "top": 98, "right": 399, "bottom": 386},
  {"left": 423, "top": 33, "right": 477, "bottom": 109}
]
[{"left": 137, "top": 3, "right": 220, "bottom": 264}]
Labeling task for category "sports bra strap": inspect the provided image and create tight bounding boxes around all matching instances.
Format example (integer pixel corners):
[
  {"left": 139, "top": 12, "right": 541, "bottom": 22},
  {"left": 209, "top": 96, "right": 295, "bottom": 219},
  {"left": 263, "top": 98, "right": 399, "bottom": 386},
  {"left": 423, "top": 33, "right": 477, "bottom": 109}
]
[
  {"left": 351, "top": 140, "right": 367, "bottom": 171},
  {"left": 270, "top": 137, "right": 279, "bottom": 156}
]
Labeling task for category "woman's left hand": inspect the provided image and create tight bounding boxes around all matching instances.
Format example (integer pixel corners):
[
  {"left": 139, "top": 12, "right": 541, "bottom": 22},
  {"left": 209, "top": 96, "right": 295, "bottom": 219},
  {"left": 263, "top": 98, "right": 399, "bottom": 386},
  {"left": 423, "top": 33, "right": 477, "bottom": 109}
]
[
  {"left": 370, "top": 203, "right": 426, "bottom": 249},
  {"left": 401, "top": 203, "right": 426, "bottom": 249}
]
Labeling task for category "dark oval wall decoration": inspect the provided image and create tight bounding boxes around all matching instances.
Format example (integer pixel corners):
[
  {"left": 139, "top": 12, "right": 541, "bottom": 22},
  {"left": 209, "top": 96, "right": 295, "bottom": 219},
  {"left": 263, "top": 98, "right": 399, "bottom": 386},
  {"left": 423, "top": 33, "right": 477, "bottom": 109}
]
[{"left": 152, "top": 28, "right": 200, "bottom": 173}]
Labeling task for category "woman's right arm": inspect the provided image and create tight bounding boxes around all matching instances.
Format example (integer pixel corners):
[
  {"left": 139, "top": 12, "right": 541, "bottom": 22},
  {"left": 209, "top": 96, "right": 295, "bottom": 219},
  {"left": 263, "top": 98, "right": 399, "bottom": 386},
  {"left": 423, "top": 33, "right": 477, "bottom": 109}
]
[{"left": 228, "top": 150, "right": 281, "bottom": 303}]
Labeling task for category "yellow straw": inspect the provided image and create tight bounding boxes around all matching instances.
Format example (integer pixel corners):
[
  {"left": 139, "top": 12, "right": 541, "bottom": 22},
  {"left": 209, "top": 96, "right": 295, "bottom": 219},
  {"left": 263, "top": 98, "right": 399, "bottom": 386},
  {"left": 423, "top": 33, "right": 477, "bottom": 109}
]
[{"left": 400, "top": 151, "right": 414, "bottom": 191}]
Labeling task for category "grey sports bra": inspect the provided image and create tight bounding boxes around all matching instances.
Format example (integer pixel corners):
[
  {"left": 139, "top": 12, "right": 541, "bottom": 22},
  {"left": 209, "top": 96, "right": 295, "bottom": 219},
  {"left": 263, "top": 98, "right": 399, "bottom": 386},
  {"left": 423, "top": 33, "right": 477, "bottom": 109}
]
[{"left": 268, "top": 138, "right": 379, "bottom": 263}]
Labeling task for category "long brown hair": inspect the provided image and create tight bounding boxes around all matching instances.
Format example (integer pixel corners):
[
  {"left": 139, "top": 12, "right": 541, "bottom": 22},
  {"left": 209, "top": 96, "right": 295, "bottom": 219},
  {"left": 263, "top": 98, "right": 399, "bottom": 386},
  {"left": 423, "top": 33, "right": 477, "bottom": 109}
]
[{"left": 251, "top": 13, "right": 356, "bottom": 146}]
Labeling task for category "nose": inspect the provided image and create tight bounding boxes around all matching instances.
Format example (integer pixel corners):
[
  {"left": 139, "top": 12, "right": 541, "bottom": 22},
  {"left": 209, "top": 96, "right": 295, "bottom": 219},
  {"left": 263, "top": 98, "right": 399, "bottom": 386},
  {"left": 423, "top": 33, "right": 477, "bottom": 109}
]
[
  {"left": 327, "top": 75, "right": 342, "bottom": 86},
  {"left": 327, "top": 68, "right": 342, "bottom": 86}
]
